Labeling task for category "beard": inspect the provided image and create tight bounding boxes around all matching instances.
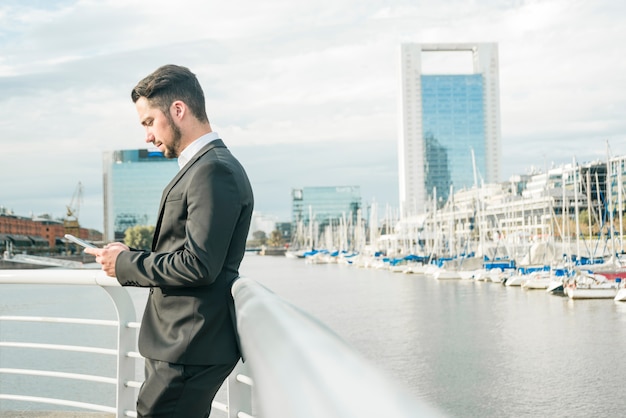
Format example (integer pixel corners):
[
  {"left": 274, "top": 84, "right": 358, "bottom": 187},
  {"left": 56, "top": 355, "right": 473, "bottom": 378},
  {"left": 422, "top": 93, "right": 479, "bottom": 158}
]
[{"left": 163, "top": 114, "right": 183, "bottom": 159}]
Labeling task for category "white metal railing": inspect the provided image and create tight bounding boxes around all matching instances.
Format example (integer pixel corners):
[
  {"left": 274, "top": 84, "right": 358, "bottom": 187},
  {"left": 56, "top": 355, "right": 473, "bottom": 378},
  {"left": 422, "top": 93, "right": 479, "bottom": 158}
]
[
  {"left": 0, "top": 270, "right": 253, "bottom": 418},
  {"left": 1, "top": 270, "right": 444, "bottom": 418},
  {"left": 231, "top": 277, "right": 445, "bottom": 418}
]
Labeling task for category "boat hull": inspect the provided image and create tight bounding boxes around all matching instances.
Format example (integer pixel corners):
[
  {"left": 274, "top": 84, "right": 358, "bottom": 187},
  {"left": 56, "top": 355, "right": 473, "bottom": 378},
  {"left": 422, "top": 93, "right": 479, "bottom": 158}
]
[
  {"left": 614, "top": 288, "right": 626, "bottom": 301},
  {"left": 566, "top": 286, "right": 618, "bottom": 299},
  {"left": 434, "top": 270, "right": 462, "bottom": 280}
]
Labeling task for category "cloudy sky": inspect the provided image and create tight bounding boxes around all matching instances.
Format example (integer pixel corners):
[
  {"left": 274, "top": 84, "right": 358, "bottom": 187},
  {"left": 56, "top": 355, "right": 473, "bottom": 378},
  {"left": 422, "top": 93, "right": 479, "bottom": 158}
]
[{"left": 1, "top": 0, "right": 624, "bottom": 231}]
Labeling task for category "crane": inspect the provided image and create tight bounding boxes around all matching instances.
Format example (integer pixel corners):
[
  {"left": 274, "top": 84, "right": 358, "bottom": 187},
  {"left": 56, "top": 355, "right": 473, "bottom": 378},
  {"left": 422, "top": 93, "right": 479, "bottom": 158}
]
[{"left": 64, "top": 182, "right": 83, "bottom": 237}]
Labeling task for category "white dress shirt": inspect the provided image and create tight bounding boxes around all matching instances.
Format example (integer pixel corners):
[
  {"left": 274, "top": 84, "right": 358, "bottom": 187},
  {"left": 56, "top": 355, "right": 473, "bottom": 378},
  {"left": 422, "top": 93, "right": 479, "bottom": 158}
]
[{"left": 178, "top": 131, "right": 220, "bottom": 170}]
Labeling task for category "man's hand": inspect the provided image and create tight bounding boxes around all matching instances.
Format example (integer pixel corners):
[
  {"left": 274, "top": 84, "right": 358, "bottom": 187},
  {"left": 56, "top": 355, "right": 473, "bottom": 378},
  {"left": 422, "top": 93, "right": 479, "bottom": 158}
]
[{"left": 85, "top": 242, "right": 129, "bottom": 277}]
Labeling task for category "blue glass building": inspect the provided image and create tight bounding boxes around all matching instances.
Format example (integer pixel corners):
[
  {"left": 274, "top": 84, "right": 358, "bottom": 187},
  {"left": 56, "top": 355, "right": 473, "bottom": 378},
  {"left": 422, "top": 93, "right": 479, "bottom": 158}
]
[
  {"left": 103, "top": 149, "right": 178, "bottom": 241},
  {"left": 399, "top": 43, "right": 501, "bottom": 216},
  {"left": 421, "top": 74, "right": 486, "bottom": 203},
  {"left": 291, "top": 186, "right": 362, "bottom": 235}
]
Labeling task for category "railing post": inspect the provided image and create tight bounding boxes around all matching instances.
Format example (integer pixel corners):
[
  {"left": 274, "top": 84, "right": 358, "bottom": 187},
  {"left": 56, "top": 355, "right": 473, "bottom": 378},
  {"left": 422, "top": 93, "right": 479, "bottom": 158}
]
[
  {"left": 103, "top": 286, "right": 139, "bottom": 418},
  {"left": 227, "top": 360, "right": 252, "bottom": 418}
]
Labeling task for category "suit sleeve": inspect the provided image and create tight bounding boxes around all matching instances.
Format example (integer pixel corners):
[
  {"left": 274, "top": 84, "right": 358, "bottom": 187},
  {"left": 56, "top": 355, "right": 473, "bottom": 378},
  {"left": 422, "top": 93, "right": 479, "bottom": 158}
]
[{"left": 114, "top": 159, "right": 241, "bottom": 287}]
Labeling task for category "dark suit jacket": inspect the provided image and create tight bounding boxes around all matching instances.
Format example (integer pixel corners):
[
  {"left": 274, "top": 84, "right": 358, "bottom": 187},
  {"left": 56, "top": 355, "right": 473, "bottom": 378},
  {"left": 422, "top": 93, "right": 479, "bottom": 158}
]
[{"left": 115, "top": 139, "right": 254, "bottom": 365}]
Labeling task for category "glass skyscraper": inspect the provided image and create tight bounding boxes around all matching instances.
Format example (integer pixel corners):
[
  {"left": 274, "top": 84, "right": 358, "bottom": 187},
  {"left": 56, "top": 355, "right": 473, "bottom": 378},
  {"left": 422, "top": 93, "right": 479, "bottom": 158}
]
[
  {"left": 291, "top": 186, "right": 362, "bottom": 233},
  {"left": 103, "top": 149, "right": 178, "bottom": 241},
  {"left": 398, "top": 43, "right": 501, "bottom": 216}
]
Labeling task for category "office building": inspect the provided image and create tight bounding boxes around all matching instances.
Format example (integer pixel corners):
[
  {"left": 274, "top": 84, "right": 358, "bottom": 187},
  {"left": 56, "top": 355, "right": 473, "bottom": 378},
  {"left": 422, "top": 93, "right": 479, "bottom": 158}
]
[
  {"left": 398, "top": 43, "right": 501, "bottom": 216},
  {"left": 103, "top": 149, "right": 178, "bottom": 242},
  {"left": 291, "top": 186, "right": 362, "bottom": 244}
]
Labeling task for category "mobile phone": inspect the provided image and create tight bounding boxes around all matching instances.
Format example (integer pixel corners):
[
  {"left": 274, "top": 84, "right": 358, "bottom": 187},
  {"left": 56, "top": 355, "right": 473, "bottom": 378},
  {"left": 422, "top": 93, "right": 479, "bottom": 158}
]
[{"left": 64, "top": 234, "right": 97, "bottom": 249}]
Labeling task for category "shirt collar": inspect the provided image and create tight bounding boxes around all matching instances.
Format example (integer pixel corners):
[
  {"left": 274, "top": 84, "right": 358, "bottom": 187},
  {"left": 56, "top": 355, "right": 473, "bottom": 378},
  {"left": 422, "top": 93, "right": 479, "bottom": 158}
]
[{"left": 178, "top": 131, "right": 220, "bottom": 170}]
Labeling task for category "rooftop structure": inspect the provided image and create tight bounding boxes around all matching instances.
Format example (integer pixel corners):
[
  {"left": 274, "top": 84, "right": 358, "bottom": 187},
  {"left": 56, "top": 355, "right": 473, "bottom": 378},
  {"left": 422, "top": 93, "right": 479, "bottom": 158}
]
[{"left": 398, "top": 43, "right": 501, "bottom": 217}]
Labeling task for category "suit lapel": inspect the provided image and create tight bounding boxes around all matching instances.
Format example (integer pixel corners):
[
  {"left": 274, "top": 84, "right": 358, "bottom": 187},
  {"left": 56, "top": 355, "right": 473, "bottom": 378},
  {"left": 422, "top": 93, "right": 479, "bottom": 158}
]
[{"left": 151, "top": 139, "right": 226, "bottom": 250}]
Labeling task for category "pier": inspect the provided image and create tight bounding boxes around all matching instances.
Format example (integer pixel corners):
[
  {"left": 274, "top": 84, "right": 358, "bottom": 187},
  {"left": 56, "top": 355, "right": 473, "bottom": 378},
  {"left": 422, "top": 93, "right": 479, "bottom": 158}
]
[{"left": 0, "top": 269, "right": 441, "bottom": 418}]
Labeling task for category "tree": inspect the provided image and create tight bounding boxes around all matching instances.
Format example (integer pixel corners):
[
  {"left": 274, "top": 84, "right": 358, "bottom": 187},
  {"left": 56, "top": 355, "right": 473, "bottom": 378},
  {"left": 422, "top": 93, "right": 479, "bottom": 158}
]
[
  {"left": 124, "top": 225, "right": 155, "bottom": 250},
  {"left": 267, "top": 229, "right": 284, "bottom": 247},
  {"left": 253, "top": 230, "right": 267, "bottom": 244},
  {"left": 246, "top": 230, "right": 267, "bottom": 248}
]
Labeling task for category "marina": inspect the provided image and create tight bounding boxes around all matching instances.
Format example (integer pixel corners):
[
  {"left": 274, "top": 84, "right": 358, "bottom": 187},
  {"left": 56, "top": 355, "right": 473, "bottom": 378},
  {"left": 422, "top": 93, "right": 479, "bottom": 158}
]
[
  {"left": 3, "top": 255, "right": 626, "bottom": 417},
  {"left": 3, "top": 153, "right": 626, "bottom": 416},
  {"left": 246, "top": 256, "right": 626, "bottom": 417},
  {"left": 1, "top": 1, "right": 625, "bottom": 416},
  {"left": 286, "top": 152, "right": 626, "bottom": 305},
  {"left": 3, "top": 148, "right": 626, "bottom": 416}
]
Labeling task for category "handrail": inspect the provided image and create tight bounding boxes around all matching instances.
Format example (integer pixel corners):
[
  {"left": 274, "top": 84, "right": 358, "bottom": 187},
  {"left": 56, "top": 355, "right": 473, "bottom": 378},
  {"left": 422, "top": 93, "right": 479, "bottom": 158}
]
[
  {"left": 0, "top": 269, "right": 119, "bottom": 286},
  {"left": 231, "top": 276, "right": 445, "bottom": 418},
  {"left": 0, "top": 269, "right": 139, "bottom": 417},
  {"left": 0, "top": 269, "right": 253, "bottom": 418},
  {"left": 1, "top": 270, "right": 442, "bottom": 418}
]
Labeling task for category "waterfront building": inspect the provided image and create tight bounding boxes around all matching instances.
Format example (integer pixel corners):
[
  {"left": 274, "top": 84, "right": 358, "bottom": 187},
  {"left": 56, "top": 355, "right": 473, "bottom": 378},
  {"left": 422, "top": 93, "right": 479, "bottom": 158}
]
[
  {"left": 398, "top": 43, "right": 501, "bottom": 217},
  {"left": 291, "top": 186, "right": 362, "bottom": 249},
  {"left": 275, "top": 222, "right": 292, "bottom": 244},
  {"left": 103, "top": 149, "right": 178, "bottom": 242},
  {"left": 0, "top": 211, "right": 100, "bottom": 250},
  {"left": 385, "top": 159, "right": 615, "bottom": 261},
  {"left": 608, "top": 154, "right": 626, "bottom": 217}
]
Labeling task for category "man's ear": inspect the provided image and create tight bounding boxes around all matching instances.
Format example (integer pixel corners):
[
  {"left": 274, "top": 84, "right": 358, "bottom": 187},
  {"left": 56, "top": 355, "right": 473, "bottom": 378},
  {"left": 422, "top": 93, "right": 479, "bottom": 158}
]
[{"left": 171, "top": 100, "right": 185, "bottom": 120}]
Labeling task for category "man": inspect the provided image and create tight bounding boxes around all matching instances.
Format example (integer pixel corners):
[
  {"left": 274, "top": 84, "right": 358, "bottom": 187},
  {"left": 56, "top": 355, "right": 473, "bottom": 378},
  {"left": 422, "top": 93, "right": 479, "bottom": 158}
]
[{"left": 86, "top": 64, "right": 254, "bottom": 417}]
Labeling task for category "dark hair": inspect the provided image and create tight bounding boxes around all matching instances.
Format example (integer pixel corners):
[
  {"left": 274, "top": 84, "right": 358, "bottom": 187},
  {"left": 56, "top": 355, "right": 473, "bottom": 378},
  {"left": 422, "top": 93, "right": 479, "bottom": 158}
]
[{"left": 131, "top": 64, "right": 209, "bottom": 123}]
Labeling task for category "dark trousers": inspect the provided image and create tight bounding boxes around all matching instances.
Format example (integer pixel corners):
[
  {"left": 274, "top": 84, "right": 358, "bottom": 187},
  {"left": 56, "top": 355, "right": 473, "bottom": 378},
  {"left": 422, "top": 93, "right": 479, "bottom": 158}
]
[{"left": 136, "top": 358, "right": 238, "bottom": 418}]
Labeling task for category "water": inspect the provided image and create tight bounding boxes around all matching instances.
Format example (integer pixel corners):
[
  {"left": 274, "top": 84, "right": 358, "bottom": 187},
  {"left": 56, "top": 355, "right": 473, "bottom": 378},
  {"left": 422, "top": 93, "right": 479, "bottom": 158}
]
[
  {"left": 240, "top": 256, "right": 626, "bottom": 417},
  {"left": 3, "top": 255, "right": 626, "bottom": 417}
]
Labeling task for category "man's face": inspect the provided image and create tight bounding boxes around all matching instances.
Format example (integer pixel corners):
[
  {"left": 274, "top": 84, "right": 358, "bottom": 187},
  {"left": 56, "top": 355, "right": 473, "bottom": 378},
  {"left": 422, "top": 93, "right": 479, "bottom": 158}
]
[{"left": 135, "top": 97, "right": 182, "bottom": 158}]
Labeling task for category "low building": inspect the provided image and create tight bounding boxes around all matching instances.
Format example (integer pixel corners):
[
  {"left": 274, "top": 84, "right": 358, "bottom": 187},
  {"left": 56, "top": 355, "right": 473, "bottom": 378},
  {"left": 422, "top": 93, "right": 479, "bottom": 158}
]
[{"left": 0, "top": 213, "right": 101, "bottom": 251}]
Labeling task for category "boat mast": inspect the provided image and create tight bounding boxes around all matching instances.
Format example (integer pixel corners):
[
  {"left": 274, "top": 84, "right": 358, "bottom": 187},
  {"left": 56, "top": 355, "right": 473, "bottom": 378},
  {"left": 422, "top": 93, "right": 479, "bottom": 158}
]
[
  {"left": 562, "top": 170, "right": 570, "bottom": 268},
  {"left": 573, "top": 158, "right": 581, "bottom": 260},
  {"left": 308, "top": 205, "right": 314, "bottom": 250},
  {"left": 618, "top": 159, "right": 624, "bottom": 255},
  {"left": 471, "top": 148, "right": 483, "bottom": 258},
  {"left": 449, "top": 184, "right": 455, "bottom": 259},
  {"left": 595, "top": 172, "right": 604, "bottom": 246},
  {"left": 427, "top": 187, "right": 437, "bottom": 264},
  {"left": 606, "top": 141, "right": 616, "bottom": 262},
  {"left": 586, "top": 169, "right": 593, "bottom": 259}
]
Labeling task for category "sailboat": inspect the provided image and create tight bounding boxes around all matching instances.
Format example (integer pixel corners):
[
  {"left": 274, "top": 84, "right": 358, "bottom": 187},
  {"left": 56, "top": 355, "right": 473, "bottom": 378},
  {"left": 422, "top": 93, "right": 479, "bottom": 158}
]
[{"left": 564, "top": 270, "right": 619, "bottom": 299}]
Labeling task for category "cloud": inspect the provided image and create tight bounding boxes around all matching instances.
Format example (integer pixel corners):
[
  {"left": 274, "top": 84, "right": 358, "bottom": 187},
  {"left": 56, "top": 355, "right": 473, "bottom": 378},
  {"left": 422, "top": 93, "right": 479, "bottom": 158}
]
[
  {"left": 232, "top": 139, "right": 399, "bottom": 220},
  {"left": 0, "top": 0, "right": 625, "bottom": 231}
]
